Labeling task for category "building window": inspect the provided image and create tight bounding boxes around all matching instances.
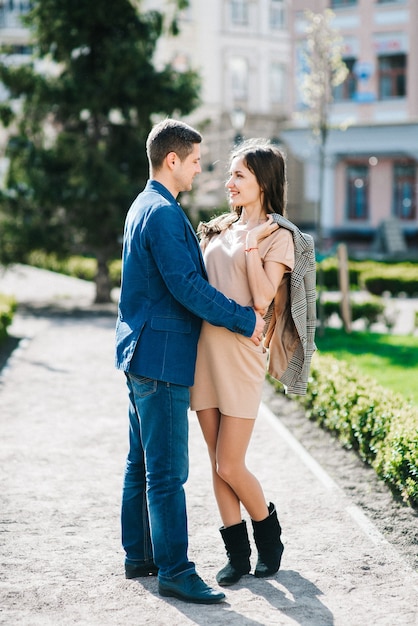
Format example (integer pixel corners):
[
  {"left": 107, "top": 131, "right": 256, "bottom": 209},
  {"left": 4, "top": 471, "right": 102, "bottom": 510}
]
[
  {"left": 346, "top": 164, "right": 369, "bottom": 220},
  {"left": 270, "top": 0, "right": 285, "bottom": 30},
  {"left": 330, "top": 0, "right": 357, "bottom": 7},
  {"left": 4, "top": 1, "right": 32, "bottom": 8},
  {"left": 0, "top": 0, "right": 31, "bottom": 27},
  {"left": 393, "top": 163, "right": 416, "bottom": 220},
  {"left": 270, "top": 62, "right": 285, "bottom": 104},
  {"left": 230, "top": 56, "right": 248, "bottom": 101},
  {"left": 378, "top": 54, "right": 406, "bottom": 99},
  {"left": 8, "top": 43, "right": 32, "bottom": 55},
  {"left": 333, "top": 58, "right": 357, "bottom": 101},
  {"left": 230, "top": 0, "right": 248, "bottom": 25}
]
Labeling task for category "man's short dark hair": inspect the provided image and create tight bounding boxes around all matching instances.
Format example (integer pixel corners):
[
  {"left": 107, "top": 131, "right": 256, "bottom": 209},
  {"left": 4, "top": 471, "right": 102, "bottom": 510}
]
[{"left": 146, "top": 118, "right": 202, "bottom": 171}]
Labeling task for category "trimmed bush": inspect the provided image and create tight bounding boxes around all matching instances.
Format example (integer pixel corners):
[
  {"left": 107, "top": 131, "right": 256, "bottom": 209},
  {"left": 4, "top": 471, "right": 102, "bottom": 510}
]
[
  {"left": 292, "top": 353, "right": 418, "bottom": 507},
  {"left": 351, "top": 299, "right": 385, "bottom": 328},
  {"left": 322, "top": 297, "right": 385, "bottom": 328},
  {"left": 322, "top": 299, "right": 340, "bottom": 321},
  {"left": 317, "top": 258, "right": 418, "bottom": 296},
  {"left": 109, "top": 259, "right": 122, "bottom": 288},
  {"left": 66, "top": 256, "right": 96, "bottom": 282},
  {"left": 361, "top": 264, "right": 418, "bottom": 297},
  {"left": 317, "top": 256, "right": 362, "bottom": 290},
  {"left": 0, "top": 293, "right": 17, "bottom": 343},
  {"left": 27, "top": 251, "right": 122, "bottom": 288},
  {"left": 27, "top": 250, "right": 68, "bottom": 274}
]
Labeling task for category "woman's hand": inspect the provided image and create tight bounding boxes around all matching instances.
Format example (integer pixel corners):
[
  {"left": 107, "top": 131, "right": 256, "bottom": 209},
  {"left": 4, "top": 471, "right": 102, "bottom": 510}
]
[{"left": 245, "top": 215, "right": 279, "bottom": 249}]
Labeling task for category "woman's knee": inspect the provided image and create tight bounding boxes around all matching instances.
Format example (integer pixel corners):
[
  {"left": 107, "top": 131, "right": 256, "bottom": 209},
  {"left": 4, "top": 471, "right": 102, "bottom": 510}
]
[{"left": 216, "top": 461, "right": 240, "bottom": 485}]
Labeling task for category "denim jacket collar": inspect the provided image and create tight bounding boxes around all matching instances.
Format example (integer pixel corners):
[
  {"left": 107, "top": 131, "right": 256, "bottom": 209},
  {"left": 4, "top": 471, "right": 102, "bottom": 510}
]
[{"left": 145, "top": 179, "right": 178, "bottom": 206}]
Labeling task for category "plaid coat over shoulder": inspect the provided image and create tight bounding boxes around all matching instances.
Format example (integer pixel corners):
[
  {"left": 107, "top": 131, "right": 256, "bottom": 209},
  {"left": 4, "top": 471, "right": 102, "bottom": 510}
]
[{"left": 264, "top": 215, "right": 317, "bottom": 395}]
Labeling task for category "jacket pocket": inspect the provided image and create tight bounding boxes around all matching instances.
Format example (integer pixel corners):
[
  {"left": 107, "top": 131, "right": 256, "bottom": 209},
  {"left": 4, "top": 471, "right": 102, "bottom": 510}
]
[{"left": 151, "top": 316, "right": 191, "bottom": 333}]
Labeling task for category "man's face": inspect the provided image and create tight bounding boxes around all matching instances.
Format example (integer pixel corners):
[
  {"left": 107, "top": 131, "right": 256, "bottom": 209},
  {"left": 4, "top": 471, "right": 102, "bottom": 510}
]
[{"left": 172, "top": 143, "right": 202, "bottom": 194}]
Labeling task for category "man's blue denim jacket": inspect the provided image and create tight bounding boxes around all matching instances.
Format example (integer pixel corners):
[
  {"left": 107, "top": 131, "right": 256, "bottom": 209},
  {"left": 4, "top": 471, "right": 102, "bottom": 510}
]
[{"left": 115, "top": 180, "right": 255, "bottom": 387}]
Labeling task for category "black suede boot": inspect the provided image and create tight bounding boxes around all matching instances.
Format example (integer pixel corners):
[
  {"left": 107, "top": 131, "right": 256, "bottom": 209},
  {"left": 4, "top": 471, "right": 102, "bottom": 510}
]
[
  {"left": 216, "top": 520, "right": 251, "bottom": 586},
  {"left": 251, "top": 502, "right": 284, "bottom": 578}
]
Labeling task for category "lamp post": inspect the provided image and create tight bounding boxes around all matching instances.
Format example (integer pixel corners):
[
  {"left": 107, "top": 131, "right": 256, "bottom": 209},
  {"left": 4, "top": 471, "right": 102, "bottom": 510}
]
[{"left": 229, "top": 107, "right": 246, "bottom": 145}]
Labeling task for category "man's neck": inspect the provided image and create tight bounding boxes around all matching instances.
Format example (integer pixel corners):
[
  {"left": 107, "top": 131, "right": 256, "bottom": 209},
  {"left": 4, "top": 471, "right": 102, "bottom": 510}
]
[{"left": 151, "top": 172, "right": 178, "bottom": 199}]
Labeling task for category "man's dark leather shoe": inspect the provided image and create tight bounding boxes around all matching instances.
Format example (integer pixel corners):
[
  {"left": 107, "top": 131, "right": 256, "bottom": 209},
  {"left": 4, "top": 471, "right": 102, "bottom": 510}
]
[
  {"left": 125, "top": 562, "right": 159, "bottom": 579},
  {"left": 158, "top": 572, "right": 226, "bottom": 604}
]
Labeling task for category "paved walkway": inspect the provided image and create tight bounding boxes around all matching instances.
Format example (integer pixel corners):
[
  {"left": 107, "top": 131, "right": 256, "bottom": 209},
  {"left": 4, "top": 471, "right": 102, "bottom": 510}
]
[{"left": 0, "top": 265, "right": 417, "bottom": 625}]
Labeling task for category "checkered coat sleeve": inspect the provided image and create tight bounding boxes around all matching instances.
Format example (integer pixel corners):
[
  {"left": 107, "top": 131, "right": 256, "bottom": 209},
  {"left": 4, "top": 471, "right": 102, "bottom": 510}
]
[{"left": 265, "top": 216, "right": 317, "bottom": 395}]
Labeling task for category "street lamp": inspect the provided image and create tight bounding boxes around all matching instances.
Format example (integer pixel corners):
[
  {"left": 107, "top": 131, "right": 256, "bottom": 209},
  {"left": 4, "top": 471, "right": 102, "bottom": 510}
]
[{"left": 229, "top": 107, "right": 246, "bottom": 145}]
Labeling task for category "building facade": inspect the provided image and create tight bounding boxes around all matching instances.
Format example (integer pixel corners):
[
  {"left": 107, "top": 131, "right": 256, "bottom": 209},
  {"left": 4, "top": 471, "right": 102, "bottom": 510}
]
[
  {"left": 146, "top": 0, "right": 418, "bottom": 253},
  {"left": 144, "top": 0, "right": 293, "bottom": 220},
  {"left": 0, "top": 1, "right": 32, "bottom": 180},
  {"left": 283, "top": 0, "right": 418, "bottom": 253},
  {"left": 1, "top": 0, "right": 417, "bottom": 253}
]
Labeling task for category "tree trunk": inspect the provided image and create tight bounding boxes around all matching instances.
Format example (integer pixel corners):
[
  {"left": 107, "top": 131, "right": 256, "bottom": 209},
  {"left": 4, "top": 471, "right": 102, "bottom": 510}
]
[
  {"left": 94, "top": 255, "right": 112, "bottom": 303},
  {"left": 316, "top": 125, "right": 327, "bottom": 337}
]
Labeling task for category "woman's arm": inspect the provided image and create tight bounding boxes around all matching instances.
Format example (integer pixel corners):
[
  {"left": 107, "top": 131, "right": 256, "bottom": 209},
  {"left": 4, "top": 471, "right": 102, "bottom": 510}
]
[{"left": 245, "top": 218, "right": 288, "bottom": 314}]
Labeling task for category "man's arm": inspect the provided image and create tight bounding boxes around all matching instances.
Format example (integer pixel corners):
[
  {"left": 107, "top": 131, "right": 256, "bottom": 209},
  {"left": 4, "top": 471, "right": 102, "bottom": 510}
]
[{"left": 147, "top": 206, "right": 261, "bottom": 340}]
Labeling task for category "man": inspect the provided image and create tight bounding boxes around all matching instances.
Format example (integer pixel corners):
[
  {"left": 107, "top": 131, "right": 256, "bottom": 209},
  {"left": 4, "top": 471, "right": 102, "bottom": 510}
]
[{"left": 115, "top": 118, "right": 265, "bottom": 604}]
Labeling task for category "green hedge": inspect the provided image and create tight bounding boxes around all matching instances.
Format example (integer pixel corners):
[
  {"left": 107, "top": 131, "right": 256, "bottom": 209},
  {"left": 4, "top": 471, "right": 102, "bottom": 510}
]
[
  {"left": 27, "top": 252, "right": 418, "bottom": 298},
  {"left": 0, "top": 294, "right": 17, "bottom": 343},
  {"left": 293, "top": 354, "right": 418, "bottom": 507},
  {"left": 27, "top": 251, "right": 122, "bottom": 288},
  {"left": 318, "top": 258, "right": 418, "bottom": 296},
  {"left": 361, "top": 264, "right": 418, "bottom": 297},
  {"left": 317, "top": 256, "right": 363, "bottom": 290},
  {"left": 322, "top": 298, "right": 385, "bottom": 328}
]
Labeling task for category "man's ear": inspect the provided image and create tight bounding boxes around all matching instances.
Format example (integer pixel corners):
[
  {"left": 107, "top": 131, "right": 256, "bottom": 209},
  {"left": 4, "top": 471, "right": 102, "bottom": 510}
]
[{"left": 165, "top": 151, "right": 178, "bottom": 170}]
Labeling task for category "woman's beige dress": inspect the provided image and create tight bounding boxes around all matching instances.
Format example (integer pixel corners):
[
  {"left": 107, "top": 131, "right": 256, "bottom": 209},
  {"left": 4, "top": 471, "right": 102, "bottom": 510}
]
[{"left": 190, "top": 222, "right": 295, "bottom": 418}]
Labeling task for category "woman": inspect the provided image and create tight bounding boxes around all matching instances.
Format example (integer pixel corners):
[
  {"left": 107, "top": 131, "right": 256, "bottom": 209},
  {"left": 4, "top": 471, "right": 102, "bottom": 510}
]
[{"left": 190, "top": 139, "right": 295, "bottom": 586}]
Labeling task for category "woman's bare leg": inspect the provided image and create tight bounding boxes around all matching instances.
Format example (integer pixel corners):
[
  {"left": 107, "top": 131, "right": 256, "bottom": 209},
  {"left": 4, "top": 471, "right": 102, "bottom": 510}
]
[
  {"left": 197, "top": 409, "right": 241, "bottom": 527},
  {"left": 216, "top": 414, "right": 268, "bottom": 522}
]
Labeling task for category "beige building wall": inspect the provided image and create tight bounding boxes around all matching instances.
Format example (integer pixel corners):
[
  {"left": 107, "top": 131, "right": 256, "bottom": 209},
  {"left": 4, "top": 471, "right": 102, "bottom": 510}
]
[
  {"left": 1, "top": 0, "right": 294, "bottom": 222},
  {"left": 282, "top": 0, "right": 418, "bottom": 252},
  {"left": 2, "top": 1, "right": 416, "bottom": 248},
  {"left": 144, "top": 0, "right": 293, "bottom": 218},
  {"left": 0, "top": 3, "right": 32, "bottom": 184}
]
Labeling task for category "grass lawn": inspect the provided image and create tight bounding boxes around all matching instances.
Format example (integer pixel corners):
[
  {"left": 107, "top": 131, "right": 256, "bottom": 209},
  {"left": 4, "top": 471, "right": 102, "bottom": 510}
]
[{"left": 315, "top": 328, "right": 418, "bottom": 406}]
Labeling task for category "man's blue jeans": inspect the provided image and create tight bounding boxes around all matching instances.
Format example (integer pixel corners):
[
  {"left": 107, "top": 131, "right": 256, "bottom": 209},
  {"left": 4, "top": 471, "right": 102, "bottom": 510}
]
[{"left": 121, "top": 373, "right": 196, "bottom": 580}]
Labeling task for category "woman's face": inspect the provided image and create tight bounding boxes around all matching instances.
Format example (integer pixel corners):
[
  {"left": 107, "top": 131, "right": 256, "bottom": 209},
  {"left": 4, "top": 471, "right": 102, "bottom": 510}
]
[{"left": 226, "top": 156, "right": 262, "bottom": 211}]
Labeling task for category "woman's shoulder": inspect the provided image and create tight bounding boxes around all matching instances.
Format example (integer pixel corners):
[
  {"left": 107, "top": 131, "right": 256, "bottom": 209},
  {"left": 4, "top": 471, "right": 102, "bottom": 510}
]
[
  {"left": 197, "top": 212, "right": 238, "bottom": 239},
  {"left": 269, "top": 223, "right": 294, "bottom": 246},
  {"left": 262, "top": 221, "right": 295, "bottom": 268}
]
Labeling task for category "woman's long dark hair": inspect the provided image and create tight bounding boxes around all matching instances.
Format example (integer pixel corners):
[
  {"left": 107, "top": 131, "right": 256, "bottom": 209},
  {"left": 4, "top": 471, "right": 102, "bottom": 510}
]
[
  {"left": 198, "top": 139, "right": 287, "bottom": 240},
  {"left": 231, "top": 139, "right": 287, "bottom": 217}
]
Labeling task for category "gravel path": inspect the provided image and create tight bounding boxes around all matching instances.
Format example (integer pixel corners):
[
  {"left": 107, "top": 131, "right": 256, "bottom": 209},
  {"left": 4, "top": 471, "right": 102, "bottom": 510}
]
[{"left": 1, "top": 265, "right": 417, "bottom": 625}]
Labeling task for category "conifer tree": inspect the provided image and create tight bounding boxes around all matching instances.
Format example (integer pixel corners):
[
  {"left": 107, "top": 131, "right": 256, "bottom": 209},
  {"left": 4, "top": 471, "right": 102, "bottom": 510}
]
[{"left": 0, "top": 0, "right": 200, "bottom": 302}]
